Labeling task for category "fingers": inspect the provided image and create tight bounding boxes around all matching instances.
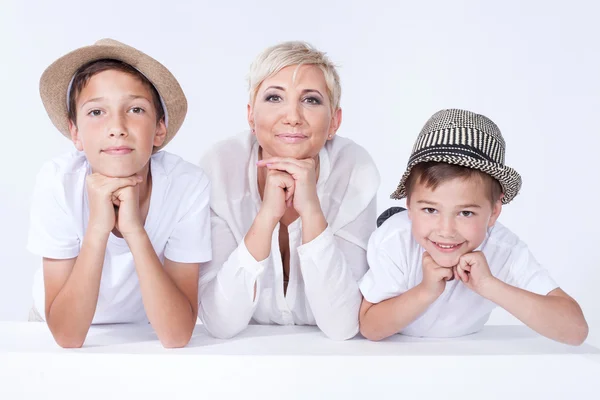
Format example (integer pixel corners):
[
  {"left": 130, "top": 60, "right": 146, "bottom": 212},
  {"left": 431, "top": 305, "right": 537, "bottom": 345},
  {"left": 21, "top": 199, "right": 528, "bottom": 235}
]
[
  {"left": 441, "top": 267, "right": 454, "bottom": 282},
  {"left": 87, "top": 174, "right": 143, "bottom": 196},
  {"left": 265, "top": 170, "right": 295, "bottom": 206},
  {"left": 261, "top": 162, "right": 307, "bottom": 180},
  {"left": 257, "top": 158, "right": 316, "bottom": 181},
  {"left": 271, "top": 172, "right": 295, "bottom": 194},
  {"left": 456, "top": 265, "right": 470, "bottom": 283},
  {"left": 258, "top": 157, "right": 315, "bottom": 169},
  {"left": 105, "top": 176, "right": 143, "bottom": 193},
  {"left": 458, "top": 251, "right": 486, "bottom": 269}
]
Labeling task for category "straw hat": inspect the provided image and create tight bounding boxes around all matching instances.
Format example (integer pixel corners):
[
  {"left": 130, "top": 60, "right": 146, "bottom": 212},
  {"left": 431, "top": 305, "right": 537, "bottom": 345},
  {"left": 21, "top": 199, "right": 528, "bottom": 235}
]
[{"left": 39, "top": 38, "right": 187, "bottom": 151}]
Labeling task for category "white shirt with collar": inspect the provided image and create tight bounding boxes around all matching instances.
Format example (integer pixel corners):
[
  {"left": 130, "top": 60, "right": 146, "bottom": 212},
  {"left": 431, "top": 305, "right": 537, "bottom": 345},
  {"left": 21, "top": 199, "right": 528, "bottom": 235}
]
[
  {"left": 198, "top": 132, "right": 380, "bottom": 340},
  {"left": 359, "top": 211, "right": 558, "bottom": 338}
]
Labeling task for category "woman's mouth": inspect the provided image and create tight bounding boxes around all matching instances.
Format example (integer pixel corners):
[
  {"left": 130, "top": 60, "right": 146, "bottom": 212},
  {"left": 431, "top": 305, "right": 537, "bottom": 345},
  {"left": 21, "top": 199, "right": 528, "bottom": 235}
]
[{"left": 276, "top": 133, "right": 308, "bottom": 144}]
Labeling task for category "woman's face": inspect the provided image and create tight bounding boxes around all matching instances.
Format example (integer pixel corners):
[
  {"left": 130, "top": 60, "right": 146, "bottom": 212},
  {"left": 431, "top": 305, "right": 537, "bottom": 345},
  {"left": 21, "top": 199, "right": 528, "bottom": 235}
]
[{"left": 248, "top": 64, "right": 341, "bottom": 160}]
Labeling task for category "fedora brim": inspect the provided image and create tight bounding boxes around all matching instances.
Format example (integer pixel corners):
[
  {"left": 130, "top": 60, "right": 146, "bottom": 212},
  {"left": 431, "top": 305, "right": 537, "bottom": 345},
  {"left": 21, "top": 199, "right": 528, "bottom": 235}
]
[
  {"left": 39, "top": 40, "right": 187, "bottom": 151},
  {"left": 390, "top": 155, "right": 522, "bottom": 204}
]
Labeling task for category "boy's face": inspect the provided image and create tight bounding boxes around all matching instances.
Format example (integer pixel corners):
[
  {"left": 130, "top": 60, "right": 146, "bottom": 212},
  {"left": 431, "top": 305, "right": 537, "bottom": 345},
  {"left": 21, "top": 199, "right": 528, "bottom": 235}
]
[
  {"left": 68, "top": 70, "right": 166, "bottom": 177},
  {"left": 407, "top": 175, "right": 502, "bottom": 268}
]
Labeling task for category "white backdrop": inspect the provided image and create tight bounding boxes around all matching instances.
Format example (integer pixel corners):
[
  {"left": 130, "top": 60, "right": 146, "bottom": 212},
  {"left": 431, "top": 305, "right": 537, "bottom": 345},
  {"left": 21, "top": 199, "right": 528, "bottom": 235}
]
[{"left": 1, "top": 0, "right": 598, "bottom": 344}]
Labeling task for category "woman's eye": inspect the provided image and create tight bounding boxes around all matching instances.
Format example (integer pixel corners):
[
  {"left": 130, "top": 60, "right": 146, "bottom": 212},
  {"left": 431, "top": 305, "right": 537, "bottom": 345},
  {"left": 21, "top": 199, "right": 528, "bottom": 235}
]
[
  {"left": 460, "top": 211, "right": 474, "bottom": 217},
  {"left": 265, "top": 95, "right": 282, "bottom": 102},
  {"left": 303, "top": 97, "right": 321, "bottom": 105},
  {"left": 88, "top": 109, "right": 102, "bottom": 117}
]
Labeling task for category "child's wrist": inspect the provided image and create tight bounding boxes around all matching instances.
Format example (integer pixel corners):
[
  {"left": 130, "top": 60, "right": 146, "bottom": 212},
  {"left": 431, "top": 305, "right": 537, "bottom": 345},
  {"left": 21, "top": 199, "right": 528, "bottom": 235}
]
[
  {"left": 85, "top": 224, "right": 112, "bottom": 238},
  {"left": 415, "top": 282, "right": 442, "bottom": 304},
  {"left": 477, "top": 276, "right": 502, "bottom": 299},
  {"left": 120, "top": 226, "right": 147, "bottom": 240}
]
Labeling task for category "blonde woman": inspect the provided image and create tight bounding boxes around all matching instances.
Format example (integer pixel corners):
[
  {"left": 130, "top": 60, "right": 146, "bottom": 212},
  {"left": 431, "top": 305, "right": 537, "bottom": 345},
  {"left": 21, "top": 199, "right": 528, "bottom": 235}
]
[{"left": 199, "top": 42, "right": 380, "bottom": 340}]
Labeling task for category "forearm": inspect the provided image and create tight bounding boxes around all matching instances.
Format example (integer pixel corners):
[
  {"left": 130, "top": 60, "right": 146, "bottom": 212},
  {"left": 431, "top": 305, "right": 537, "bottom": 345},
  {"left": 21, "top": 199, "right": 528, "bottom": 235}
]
[
  {"left": 483, "top": 279, "right": 589, "bottom": 345},
  {"left": 299, "top": 230, "right": 363, "bottom": 340},
  {"left": 301, "top": 208, "right": 328, "bottom": 244},
  {"left": 360, "top": 284, "right": 436, "bottom": 341},
  {"left": 126, "top": 231, "right": 197, "bottom": 348},
  {"left": 47, "top": 228, "right": 107, "bottom": 347},
  {"left": 198, "top": 242, "right": 266, "bottom": 339},
  {"left": 244, "top": 211, "right": 277, "bottom": 262}
]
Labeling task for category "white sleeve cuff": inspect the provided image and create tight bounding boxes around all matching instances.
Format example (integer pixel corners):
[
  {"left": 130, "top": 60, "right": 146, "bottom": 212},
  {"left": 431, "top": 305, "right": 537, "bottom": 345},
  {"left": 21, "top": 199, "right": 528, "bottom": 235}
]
[
  {"left": 297, "top": 225, "right": 334, "bottom": 258},
  {"left": 523, "top": 271, "right": 559, "bottom": 296},
  {"left": 358, "top": 270, "right": 388, "bottom": 304},
  {"left": 26, "top": 242, "right": 79, "bottom": 260},
  {"left": 237, "top": 237, "right": 269, "bottom": 278},
  {"left": 164, "top": 248, "right": 212, "bottom": 264}
]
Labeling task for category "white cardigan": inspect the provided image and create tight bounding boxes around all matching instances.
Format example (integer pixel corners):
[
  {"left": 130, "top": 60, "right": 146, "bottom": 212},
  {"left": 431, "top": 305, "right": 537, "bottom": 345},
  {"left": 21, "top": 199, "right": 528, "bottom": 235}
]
[{"left": 198, "top": 132, "right": 380, "bottom": 340}]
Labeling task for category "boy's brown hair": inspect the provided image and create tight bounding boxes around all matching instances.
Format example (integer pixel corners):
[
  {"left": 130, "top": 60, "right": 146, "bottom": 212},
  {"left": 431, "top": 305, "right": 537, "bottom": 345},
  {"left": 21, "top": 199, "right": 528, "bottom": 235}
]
[
  {"left": 405, "top": 162, "right": 503, "bottom": 204},
  {"left": 67, "top": 59, "right": 164, "bottom": 124}
]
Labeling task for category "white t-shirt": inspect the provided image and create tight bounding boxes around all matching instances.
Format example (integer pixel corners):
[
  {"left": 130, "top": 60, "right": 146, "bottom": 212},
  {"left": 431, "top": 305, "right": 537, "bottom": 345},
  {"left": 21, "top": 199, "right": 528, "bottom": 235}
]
[
  {"left": 359, "top": 211, "right": 558, "bottom": 338},
  {"left": 27, "top": 150, "right": 212, "bottom": 324},
  {"left": 198, "top": 132, "right": 380, "bottom": 340}
]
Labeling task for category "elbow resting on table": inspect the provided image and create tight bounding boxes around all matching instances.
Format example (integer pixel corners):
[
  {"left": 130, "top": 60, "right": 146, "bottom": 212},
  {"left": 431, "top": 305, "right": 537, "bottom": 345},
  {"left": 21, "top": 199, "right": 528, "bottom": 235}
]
[
  {"left": 359, "top": 324, "right": 389, "bottom": 342},
  {"left": 564, "top": 319, "right": 589, "bottom": 346},
  {"left": 52, "top": 332, "right": 86, "bottom": 349},
  {"left": 159, "top": 331, "right": 194, "bottom": 349}
]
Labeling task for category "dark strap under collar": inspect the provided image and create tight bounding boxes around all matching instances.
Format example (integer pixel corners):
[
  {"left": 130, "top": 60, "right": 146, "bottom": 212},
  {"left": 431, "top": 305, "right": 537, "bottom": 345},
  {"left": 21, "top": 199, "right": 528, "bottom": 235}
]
[{"left": 376, "top": 207, "right": 407, "bottom": 228}]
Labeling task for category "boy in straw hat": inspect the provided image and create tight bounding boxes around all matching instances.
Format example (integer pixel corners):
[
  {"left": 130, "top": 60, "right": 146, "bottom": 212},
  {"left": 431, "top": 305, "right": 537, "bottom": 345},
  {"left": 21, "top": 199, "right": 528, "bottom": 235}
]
[
  {"left": 358, "top": 109, "right": 588, "bottom": 344},
  {"left": 27, "top": 39, "right": 211, "bottom": 348}
]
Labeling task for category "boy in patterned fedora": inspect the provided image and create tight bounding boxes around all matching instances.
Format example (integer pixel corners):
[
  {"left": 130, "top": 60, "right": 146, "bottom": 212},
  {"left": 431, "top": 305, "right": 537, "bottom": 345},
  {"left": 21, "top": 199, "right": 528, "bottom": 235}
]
[
  {"left": 27, "top": 39, "right": 212, "bottom": 348},
  {"left": 358, "top": 109, "right": 588, "bottom": 344}
]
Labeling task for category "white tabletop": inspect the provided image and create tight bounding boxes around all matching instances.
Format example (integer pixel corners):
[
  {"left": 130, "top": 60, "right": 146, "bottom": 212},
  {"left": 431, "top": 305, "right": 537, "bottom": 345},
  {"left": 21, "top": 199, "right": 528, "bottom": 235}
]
[{"left": 1, "top": 322, "right": 598, "bottom": 400}]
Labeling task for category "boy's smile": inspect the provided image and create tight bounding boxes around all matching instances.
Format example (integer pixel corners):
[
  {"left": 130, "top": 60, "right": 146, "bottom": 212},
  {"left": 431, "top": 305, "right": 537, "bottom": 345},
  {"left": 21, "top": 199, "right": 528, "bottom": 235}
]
[{"left": 407, "top": 175, "right": 502, "bottom": 268}]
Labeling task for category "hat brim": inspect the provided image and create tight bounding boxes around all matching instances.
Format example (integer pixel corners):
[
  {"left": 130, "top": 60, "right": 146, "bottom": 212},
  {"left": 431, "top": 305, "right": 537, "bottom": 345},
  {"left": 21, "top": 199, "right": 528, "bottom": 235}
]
[
  {"left": 390, "top": 155, "right": 522, "bottom": 204},
  {"left": 39, "top": 40, "right": 187, "bottom": 151}
]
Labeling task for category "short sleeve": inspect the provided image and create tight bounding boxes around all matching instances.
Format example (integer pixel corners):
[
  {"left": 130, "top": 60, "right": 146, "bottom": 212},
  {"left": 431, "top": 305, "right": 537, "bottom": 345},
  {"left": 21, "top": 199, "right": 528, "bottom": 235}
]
[
  {"left": 164, "top": 175, "right": 212, "bottom": 264},
  {"left": 27, "top": 162, "right": 80, "bottom": 259},
  {"left": 505, "top": 242, "right": 558, "bottom": 295},
  {"left": 359, "top": 225, "right": 410, "bottom": 304}
]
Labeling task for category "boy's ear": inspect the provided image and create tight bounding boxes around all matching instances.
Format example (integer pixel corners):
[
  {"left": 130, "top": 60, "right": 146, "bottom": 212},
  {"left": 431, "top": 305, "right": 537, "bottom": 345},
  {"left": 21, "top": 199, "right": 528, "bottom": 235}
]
[
  {"left": 153, "top": 119, "right": 167, "bottom": 147},
  {"left": 488, "top": 196, "right": 503, "bottom": 227},
  {"left": 406, "top": 197, "right": 413, "bottom": 220},
  {"left": 68, "top": 120, "right": 83, "bottom": 151}
]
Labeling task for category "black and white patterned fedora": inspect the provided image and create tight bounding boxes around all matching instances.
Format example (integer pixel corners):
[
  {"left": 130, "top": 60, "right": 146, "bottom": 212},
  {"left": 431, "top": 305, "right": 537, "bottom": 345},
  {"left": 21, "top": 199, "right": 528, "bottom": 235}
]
[{"left": 391, "top": 109, "right": 522, "bottom": 204}]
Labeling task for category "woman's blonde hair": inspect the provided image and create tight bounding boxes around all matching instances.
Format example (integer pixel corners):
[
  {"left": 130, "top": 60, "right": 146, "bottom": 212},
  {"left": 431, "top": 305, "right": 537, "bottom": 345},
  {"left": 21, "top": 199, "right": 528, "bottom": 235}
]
[{"left": 248, "top": 41, "right": 341, "bottom": 110}]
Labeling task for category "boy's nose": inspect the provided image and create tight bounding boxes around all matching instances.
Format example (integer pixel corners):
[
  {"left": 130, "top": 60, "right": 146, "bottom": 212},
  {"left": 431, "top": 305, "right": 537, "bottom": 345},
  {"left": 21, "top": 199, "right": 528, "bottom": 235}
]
[
  {"left": 107, "top": 115, "right": 128, "bottom": 138},
  {"left": 109, "top": 129, "right": 127, "bottom": 138},
  {"left": 437, "top": 217, "right": 457, "bottom": 238}
]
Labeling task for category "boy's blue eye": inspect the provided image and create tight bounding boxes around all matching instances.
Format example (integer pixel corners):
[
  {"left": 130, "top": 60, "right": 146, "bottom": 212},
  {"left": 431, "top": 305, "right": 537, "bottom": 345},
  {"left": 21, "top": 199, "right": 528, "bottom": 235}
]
[
  {"left": 460, "top": 211, "right": 474, "bottom": 217},
  {"left": 130, "top": 107, "right": 144, "bottom": 114}
]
